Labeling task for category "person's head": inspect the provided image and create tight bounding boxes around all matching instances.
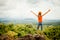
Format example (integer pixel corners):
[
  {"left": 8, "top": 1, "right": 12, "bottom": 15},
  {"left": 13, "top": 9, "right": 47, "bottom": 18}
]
[{"left": 38, "top": 11, "right": 42, "bottom": 16}]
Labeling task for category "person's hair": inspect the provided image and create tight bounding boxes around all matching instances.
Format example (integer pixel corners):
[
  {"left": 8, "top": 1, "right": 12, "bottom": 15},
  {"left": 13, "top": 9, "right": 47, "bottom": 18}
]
[{"left": 38, "top": 11, "right": 42, "bottom": 16}]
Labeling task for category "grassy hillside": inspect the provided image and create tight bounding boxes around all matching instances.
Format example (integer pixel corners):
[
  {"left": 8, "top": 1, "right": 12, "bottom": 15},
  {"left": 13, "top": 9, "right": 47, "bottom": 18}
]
[{"left": 0, "top": 23, "right": 60, "bottom": 40}]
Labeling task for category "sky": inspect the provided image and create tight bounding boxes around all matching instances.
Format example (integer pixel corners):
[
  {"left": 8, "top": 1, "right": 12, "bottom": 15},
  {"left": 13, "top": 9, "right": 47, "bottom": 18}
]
[{"left": 0, "top": 0, "right": 60, "bottom": 20}]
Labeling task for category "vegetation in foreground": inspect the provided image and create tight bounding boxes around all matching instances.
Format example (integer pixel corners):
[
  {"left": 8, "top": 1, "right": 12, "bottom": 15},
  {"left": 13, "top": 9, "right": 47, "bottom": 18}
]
[{"left": 0, "top": 23, "right": 60, "bottom": 40}]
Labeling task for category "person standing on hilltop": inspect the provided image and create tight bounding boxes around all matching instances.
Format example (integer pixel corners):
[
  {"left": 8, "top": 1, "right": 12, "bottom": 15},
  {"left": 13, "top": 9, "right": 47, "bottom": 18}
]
[{"left": 31, "top": 9, "right": 51, "bottom": 30}]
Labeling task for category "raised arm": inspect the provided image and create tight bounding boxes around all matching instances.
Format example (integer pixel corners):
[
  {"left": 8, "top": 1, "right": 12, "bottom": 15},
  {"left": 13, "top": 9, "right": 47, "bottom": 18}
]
[
  {"left": 31, "top": 11, "right": 38, "bottom": 17},
  {"left": 42, "top": 9, "right": 51, "bottom": 16}
]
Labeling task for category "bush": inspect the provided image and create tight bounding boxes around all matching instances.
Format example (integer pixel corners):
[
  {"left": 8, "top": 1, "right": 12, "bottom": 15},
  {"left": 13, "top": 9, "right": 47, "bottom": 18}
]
[
  {"left": 0, "top": 23, "right": 6, "bottom": 34},
  {"left": 13, "top": 24, "right": 37, "bottom": 37},
  {"left": 0, "top": 23, "right": 51, "bottom": 40},
  {"left": 43, "top": 25, "right": 60, "bottom": 40},
  {"left": 6, "top": 31, "right": 18, "bottom": 37}
]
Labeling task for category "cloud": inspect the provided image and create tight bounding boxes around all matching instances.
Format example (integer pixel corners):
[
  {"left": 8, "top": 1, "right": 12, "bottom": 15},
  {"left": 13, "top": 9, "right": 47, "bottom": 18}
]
[
  {"left": 0, "top": 0, "right": 16, "bottom": 11},
  {"left": 52, "top": 0, "right": 60, "bottom": 6},
  {"left": 0, "top": 0, "right": 17, "bottom": 18},
  {"left": 0, "top": 0, "right": 7, "bottom": 6},
  {"left": 27, "top": 0, "right": 40, "bottom": 4},
  {"left": 46, "top": 0, "right": 60, "bottom": 6},
  {"left": 0, "top": 0, "right": 60, "bottom": 20}
]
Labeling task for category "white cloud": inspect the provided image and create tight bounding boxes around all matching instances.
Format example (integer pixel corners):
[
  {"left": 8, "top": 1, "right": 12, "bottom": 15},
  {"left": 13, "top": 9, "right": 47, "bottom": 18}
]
[{"left": 0, "top": 0, "right": 60, "bottom": 20}]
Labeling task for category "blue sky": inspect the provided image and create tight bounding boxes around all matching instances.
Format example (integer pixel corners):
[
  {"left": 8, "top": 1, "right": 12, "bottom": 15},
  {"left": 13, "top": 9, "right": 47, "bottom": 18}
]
[{"left": 0, "top": 0, "right": 60, "bottom": 20}]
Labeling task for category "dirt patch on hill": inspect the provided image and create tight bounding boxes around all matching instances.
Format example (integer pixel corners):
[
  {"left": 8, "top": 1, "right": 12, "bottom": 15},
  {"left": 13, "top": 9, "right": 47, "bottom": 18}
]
[{"left": 0, "top": 34, "right": 45, "bottom": 40}]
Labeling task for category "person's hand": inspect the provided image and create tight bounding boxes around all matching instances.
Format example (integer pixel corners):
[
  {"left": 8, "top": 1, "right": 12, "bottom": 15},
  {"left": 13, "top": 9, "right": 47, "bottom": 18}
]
[
  {"left": 48, "top": 9, "right": 51, "bottom": 12},
  {"left": 30, "top": 10, "right": 38, "bottom": 17}
]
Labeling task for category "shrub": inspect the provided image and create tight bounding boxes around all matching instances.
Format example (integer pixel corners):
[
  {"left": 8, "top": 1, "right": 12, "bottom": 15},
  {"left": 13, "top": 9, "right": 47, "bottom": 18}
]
[{"left": 43, "top": 25, "right": 60, "bottom": 40}]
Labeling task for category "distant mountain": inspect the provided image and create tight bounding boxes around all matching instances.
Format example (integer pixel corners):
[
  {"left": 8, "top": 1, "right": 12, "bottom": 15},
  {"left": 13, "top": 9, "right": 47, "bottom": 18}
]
[
  {"left": 0, "top": 18, "right": 60, "bottom": 25},
  {"left": 0, "top": 18, "right": 37, "bottom": 24},
  {"left": 43, "top": 19, "right": 60, "bottom": 25}
]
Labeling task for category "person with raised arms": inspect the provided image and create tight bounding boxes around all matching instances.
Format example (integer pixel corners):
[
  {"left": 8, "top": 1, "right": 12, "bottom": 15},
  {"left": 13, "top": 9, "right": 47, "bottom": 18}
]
[{"left": 31, "top": 9, "right": 51, "bottom": 30}]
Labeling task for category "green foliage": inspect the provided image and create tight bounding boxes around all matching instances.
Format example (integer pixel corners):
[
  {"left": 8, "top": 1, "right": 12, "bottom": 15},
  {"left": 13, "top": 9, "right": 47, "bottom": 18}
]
[
  {"left": 6, "top": 31, "right": 18, "bottom": 37},
  {"left": 0, "top": 23, "right": 37, "bottom": 37},
  {"left": 1, "top": 23, "right": 59, "bottom": 40},
  {"left": 13, "top": 24, "right": 37, "bottom": 37},
  {"left": 43, "top": 25, "right": 60, "bottom": 40},
  {"left": 0, "top": 23, "right": 7, "bottom": 34}
]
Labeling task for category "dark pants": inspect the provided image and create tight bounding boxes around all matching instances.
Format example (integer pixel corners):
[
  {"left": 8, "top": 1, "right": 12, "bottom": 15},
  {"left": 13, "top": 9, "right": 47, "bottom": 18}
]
[{"left": 37, "top": 22, "right": 42, "bottom": 30}]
